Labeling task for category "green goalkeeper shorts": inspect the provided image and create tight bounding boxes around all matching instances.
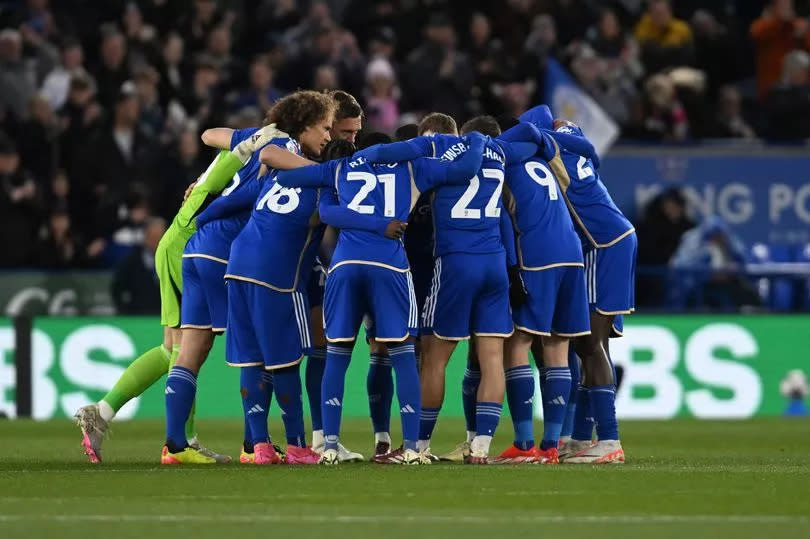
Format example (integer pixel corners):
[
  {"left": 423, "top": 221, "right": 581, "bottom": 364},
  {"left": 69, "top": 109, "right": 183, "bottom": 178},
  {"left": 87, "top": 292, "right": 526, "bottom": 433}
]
[{"left": 156, "top": 222, "right": 194, "bottom": 328}]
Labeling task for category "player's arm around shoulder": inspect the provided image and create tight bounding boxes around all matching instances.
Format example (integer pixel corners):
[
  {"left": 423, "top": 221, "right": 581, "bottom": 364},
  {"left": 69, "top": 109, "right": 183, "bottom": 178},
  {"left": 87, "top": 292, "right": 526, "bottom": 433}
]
[
  {"left": 201, "top": 128, "right": 235, "bottom": 150},
  {"left": 259, "top": 144, "right": 316, "bottom": 171}
]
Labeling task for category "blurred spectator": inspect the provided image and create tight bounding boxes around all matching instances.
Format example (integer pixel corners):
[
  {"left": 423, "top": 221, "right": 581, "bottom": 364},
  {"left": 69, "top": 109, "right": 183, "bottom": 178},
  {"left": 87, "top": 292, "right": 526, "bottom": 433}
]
[
  {"left": 121, "top": 1, "right": 157, "bottom": 67},
  {"left": 40, "top": 38, "right": 88, "bottom": 110},
  {"left": 639, "top": 72, "right": 689, "bottom": 141},
  {"left": 0, "top": 134, "right": 41, "bottom": 267},
  {"left": 111, "top": 216, "right": 165, "bottom": 315},
  {"left": 18, "top": 94, "right": 59, "bottom": 184},
  {"left": 156, "top": 33, "right": 187, "bottom": 107},
  {"left": 178, "top": 0, "right": 224, "bottom": 54},
  {"left": 634, "top": 0, "right": 694, "bottom": 73},
  {"left": 570, "top": 44, "right": 637, "bottom": 127},
  {"left": 636, "top": 188, "right": 695, "bottom": 305},
  {"left": 368, "top": 26, "right": 396, "bottom": 61},
  {"left": 690, "top": 9, "right": 742, "bottom": 97},
  {"left": 133, "top": 65, "right": 163, "bottom": 137},
  {"left": 283, "top": 0, "right": 335, "bottom": 57},
  {"left": 0, "top": 29, "right": 37, "bottom": 121},
  {"left": 57, "top": 74, "right": 102, "bottom": 183},
  {"left": 94, "top": 26, "right": 130, "bottom": 109},
  {"left": 750, "top": 0, "right": 810, "bottom": 100},
  {"left": 364, "top": 57, "right": 399, "bottom": 134},
  {"left": 229, "top": 56, "right": 283, "bottom": 113},
  {"left": 33, "top": 206, "right": 92, "bottom": 269},
  {"left": 671, "top": 217, "right": 761, "bottom": 310},
  {"left": 205, "top": 25, "right": 243, "bottom": 91},
  {"left": 313, "top": 64, "right": 339, "bottom": 91},
  {"left": 181, "top": 56, "right": 225, "bottom": 130},
  {"left": 401, "top": 14, "right": 474, "bottom": 122},
  {"left": 586, "top": 8, "right": 643, "bottom": 80},
  {"left": 707, "top": 85, "right": 756, "bottom": 139},
  {"left": 765, "top": 50, "right": 810, "bottom": 139},
  {"left": 156, "top": 127, "right": 209, "bottom": 220},
  {"left": 77, "top": 81, "right": 157, "bottom": 237},
  {"left": 468, "top": 12, "right": 513, "bottom": 115}
]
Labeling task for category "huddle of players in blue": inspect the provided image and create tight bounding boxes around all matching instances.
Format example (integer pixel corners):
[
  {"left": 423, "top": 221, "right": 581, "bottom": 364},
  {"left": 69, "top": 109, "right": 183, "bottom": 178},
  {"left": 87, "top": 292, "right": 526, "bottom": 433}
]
[{"left": 163, "top": 89, "right": 636, "bottom": 466}]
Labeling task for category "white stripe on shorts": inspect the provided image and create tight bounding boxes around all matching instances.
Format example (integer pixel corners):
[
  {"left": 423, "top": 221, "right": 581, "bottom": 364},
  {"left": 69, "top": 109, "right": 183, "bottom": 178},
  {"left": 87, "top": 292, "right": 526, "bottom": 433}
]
[
  {"left": 293, "top": 291, "right": 311, "bottom": 349},
  {"left": 422, "top": 258, "right": 442, "bottom": 327},
  {"left": 586, "top": 250, "right": 597, "bottom": 304},
  {"left": 406, "top": 271, "right": 418, "bottom": 329}
]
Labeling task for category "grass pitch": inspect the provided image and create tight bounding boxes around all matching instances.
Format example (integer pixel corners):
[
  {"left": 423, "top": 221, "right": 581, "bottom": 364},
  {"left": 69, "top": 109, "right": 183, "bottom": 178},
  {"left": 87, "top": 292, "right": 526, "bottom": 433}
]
[{"left": 0, "top": 418, "right": 808, "bottom": 539}]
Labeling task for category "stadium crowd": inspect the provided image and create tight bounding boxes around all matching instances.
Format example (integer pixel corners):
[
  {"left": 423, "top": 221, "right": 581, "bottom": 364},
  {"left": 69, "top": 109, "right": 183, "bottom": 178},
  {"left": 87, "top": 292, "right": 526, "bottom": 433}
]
[{"left": 0, "top": 0, "right": 809, "bottom": 273}]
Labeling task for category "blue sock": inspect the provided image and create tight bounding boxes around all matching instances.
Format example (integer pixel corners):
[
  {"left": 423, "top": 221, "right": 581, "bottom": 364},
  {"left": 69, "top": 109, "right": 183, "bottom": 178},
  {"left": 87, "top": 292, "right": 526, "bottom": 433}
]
[
  {"left": 561, "top": 350, "right": 580, "bottom": 438},
  {"left": 540, "top": 367, "right": 572, "bottom": 450},
  {"left": 165, "top": 366, "right": 197, "bottom": 451},
  {"left": 305, "top": 347, "right": 326, "bottom": 431},
  {"left": 322, "top": 343, "right": 353, "bottom": 451},
  {"left": 571, "top": 385, "right": 594, "bottom": 441},
  {"left": 476, "top": 401, "right": 503, "bottom": 437},
  {"left": 241, "top": 366, "right": 271, "bottom": 446},
  {"left": 367, "top": 353, "right": 393, "bottom": 434},
  {"left": 462, "top": 361, "right": 481, "bottom": 434},
  {"left": 590, "top": 385, "right": 619, "bottom": 441},
  {"left": 505, "top": 365, "right": 535, "bottom": 450},
  {"left": 419, "top": 407, "right": 441, "bottom": 441},
  {"left": 388, "top": 342, "right": 420, "bottom": 451},
  {"left": 273, "top": 364, "right": 306, "bottom": 448}
]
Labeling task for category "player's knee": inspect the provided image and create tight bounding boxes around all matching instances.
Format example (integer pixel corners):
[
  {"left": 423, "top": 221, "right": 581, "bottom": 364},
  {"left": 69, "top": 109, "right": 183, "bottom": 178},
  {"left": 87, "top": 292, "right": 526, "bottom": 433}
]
[{"left": 369, "top": 339, "right": 388, "bottom": 355}]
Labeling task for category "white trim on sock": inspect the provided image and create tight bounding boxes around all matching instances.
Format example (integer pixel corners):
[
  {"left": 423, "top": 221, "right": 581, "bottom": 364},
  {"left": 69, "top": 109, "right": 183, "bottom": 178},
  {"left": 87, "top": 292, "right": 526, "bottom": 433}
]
[
  {"left": 466, "top": 431, "right": 476, "bottom": 443},
  {"left": 375, "top": 432, "right": 391, "bottom": 444},
  {"left": 471, "top": 435, "right": 493, "bottom": 454},
  {"left": 416, "top": 440, "right": 430, "bottom": 452},
  {"left": 312, "top": 429, "right": 325, "bottom": 448},
  {"left": 98, "top": 400, "right": 115, "bottom": 423}
]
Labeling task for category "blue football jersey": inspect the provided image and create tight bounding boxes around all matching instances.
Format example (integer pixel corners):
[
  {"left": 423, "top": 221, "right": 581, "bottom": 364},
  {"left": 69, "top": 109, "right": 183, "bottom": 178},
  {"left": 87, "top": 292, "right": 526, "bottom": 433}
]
[
  {"left": 275, "top": 133, "right": 488, "bottom": 273},
  {"left": 225, "top": 136, "right": 324, "bottom": 291},
  {"left": 185, "top": 127, "right": 261, "bottom": 261},
  {"left": 431, "top": 140, "right": 509, "bottom": 257},
  {"left": 554, "top": 128, "right": 633, "bottom": 248},
  {"left": 504, "top": 140, "right": 582, "bottom": 269}
]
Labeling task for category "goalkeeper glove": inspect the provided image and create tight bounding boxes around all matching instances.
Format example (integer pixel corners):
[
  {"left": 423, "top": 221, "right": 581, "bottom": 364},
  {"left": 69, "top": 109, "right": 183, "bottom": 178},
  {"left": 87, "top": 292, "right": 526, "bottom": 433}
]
[{"left": 232, "top": 123, "right": 289, "bottom": 164}]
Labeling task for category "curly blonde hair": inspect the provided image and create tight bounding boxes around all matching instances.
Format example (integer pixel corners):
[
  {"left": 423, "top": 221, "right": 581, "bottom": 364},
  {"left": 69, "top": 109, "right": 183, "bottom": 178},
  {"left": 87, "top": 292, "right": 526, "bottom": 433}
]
[{"left": 265, "top": 90, "right": 337, "bottom": 139}]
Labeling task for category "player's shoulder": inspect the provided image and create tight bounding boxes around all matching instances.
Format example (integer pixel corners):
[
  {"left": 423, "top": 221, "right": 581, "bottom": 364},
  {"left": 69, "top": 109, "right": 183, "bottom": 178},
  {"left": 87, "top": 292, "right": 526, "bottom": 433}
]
[
  {"left": 270, "top": 136, "right": 300, "bottom": 155},
  {"left": 230, "top": 127, "right": 259, "bottom": 149}
]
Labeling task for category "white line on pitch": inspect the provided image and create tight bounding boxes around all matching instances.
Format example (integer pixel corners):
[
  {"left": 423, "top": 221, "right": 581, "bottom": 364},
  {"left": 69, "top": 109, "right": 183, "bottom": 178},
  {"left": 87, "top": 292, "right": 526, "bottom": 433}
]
[{"left": 0, "top": 514, "right": 805, "bottom": 525}]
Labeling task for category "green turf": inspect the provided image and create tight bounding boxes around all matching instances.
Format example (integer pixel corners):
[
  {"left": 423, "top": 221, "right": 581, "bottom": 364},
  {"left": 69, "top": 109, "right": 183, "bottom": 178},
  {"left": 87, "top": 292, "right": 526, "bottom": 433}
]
[{"left": 0, "top": 418, "right": 808, "bottom": 539}]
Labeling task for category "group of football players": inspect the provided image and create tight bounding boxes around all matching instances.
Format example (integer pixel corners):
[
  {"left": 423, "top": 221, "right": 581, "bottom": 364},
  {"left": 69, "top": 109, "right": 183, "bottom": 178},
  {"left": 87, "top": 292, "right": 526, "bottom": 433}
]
[{"left": 75, "top": 87, "right": 635, "bottom": 466}]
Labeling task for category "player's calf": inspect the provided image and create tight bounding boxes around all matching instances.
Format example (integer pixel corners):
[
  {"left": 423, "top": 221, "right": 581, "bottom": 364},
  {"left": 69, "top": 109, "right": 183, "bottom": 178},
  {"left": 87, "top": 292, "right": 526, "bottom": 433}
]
[
  {"left": 417, "top": 336, "right": 456, "bottom": 454},
  {"left": 468, "top": 336, "right": 506, "bottom": 462}
]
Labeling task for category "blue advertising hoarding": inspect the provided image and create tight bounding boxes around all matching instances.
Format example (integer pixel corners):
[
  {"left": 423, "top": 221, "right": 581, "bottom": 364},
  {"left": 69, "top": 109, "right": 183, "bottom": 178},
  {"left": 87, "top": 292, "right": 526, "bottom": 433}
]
[{"left": 601, "top": 148, "right": 810, "bottom": 245}]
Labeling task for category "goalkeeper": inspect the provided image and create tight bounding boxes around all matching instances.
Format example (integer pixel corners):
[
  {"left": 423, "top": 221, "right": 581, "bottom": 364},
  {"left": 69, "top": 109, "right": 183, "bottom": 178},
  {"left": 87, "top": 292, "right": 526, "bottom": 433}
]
[{"left": 74, "top": 124, "right": 285, "bottom": 463}]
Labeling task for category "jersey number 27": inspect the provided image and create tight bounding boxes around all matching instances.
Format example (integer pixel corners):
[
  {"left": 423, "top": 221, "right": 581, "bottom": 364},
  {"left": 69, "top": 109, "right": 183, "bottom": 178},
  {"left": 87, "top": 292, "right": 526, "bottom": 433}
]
[{"left": 451, "top": 168, "right": 504, "bottom": 219}]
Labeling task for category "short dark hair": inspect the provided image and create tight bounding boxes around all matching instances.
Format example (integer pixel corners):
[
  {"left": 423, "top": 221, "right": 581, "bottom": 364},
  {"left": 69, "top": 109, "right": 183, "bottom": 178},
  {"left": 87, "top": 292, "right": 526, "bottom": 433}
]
[
  {"left": 394, "top": 123, "right": 418, "bottom": 141},
  {"left": 418, "top": 112, "right": 457, "bottom": 135},
  {"left": 460, "top": 115, "right": 501, "bottom": 137},
  {"left": 322, "top": 139, "right": 356, "bottom": 161},
  {"left": 328, "top": 90, "right": 363, "bottom": 121},
  {"left": 265, "top": 90, "right": 337, "bottom": 139},
  {"left": 358, "top": 132, "right": 392, "bottom": 150}
]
